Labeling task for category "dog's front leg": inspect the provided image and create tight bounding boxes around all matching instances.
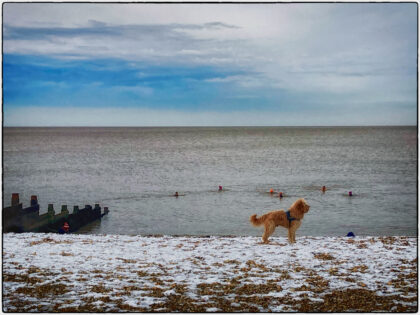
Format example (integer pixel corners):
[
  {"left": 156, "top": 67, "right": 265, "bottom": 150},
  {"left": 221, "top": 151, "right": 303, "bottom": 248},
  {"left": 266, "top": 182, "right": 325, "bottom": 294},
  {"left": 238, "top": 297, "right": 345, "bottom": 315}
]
[{"left": 287, "top": 228, "right": 295, "bottom": 244}]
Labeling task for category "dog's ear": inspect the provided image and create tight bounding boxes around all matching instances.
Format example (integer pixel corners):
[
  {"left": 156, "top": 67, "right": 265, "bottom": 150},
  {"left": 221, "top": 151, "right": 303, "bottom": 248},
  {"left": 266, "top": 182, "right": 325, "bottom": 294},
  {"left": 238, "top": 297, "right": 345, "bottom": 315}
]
[{"left": 289, "top": 198, "right": 306, "bottom": 219}]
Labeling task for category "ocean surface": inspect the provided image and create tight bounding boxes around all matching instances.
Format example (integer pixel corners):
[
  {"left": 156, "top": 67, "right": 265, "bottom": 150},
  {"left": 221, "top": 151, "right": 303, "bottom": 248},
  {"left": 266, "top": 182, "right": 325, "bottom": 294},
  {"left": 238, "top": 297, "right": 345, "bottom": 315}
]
[{"left": 3, "top": 126, "right": 417, "bottom": 237}]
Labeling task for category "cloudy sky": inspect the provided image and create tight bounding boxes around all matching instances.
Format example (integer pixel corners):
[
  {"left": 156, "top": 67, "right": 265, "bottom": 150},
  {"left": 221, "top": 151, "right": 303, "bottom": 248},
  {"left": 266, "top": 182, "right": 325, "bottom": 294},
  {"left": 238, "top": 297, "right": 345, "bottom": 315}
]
[{"left": 3, "top": 3, "right": 417, "bottom": 126}]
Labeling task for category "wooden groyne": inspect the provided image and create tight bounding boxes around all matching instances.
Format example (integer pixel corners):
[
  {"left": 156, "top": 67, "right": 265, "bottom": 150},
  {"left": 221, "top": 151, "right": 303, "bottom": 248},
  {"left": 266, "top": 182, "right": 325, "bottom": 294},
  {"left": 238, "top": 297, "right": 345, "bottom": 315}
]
[{"left": 2, "top": 193, "right": 109, "bottom": 233}]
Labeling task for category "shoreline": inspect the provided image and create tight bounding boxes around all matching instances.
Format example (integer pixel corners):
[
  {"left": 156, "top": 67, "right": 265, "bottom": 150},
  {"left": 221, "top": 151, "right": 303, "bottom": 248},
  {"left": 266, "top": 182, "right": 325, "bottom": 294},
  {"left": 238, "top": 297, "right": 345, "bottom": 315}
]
[{"left": 3, "top": 233, "right": 417, "bottom": 312}]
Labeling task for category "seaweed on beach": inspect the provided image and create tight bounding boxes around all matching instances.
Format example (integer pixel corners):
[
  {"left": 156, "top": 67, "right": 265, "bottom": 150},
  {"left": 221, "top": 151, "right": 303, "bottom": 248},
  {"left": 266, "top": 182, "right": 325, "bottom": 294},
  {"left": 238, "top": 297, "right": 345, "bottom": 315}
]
[{"left": 297, "top": 289, "right": 417, "bottom": 312}]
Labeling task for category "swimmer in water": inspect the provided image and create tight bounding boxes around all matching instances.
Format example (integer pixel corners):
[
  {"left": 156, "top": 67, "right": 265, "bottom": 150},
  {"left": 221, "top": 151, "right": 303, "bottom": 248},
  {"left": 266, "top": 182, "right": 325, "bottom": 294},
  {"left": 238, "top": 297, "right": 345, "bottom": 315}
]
[
  {"left": 269, "top": 188, "right": 274, "bottom": 194},
  {"left": 174, "top": 192, "right": 179, "bottom": 197},
  {"left": 278, "top": 192, "right": 283, "bottom": 198},
  {"left": 219, "top": 186, "right": 223, "bottom": 191},
  {"left": 322, "top": 186, "right": 326, "bottom": 193}
]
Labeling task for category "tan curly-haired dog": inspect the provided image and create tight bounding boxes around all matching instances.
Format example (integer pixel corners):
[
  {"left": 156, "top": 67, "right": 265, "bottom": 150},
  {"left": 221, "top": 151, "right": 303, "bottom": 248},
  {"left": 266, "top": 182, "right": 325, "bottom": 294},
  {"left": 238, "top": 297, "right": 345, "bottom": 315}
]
[{"left": 250, "top": 198, "right": 310, "bottom": 244}]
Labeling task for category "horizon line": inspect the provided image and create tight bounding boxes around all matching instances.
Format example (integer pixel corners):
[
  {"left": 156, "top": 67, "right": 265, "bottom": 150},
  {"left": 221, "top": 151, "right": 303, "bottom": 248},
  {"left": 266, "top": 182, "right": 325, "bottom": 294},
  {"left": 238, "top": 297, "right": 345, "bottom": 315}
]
[{"left": 2, "top": 124, "right": 417, "bottom": 128}]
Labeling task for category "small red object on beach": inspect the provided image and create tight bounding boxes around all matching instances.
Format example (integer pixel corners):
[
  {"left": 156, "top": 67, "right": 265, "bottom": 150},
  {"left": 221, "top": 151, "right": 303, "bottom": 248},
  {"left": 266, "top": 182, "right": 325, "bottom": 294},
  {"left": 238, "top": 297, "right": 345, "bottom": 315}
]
[
  {"left": 219, "top": 186, "right": 223, "bottom": 191},
  {"left": 278, "top": 192, "right": 283, "bottom": 198},
  {"left": 269, "top": 188, "right": 274, "bottom": 194},
  {"left": 63, "top": 222, "right": 70, "bottom": 232},
  {"left": 349, "top": 191, "right": 353, "bottom": 197}
]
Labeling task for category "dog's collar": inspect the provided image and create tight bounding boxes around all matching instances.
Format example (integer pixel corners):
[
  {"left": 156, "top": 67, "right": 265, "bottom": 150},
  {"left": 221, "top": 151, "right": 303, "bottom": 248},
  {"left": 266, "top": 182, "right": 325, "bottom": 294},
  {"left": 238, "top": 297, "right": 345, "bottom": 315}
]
[{"left": 286, "top": 210, "right": 299, "bottom": 223}]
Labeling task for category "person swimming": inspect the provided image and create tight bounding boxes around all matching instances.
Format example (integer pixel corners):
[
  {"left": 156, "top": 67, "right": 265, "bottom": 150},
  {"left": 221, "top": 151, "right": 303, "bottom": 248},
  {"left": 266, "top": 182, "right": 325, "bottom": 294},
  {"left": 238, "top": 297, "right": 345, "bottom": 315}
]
[
  {"left": 174, "top": 192, "right": 179, "bottom": 197},
  {"left": 322, "top": 186, "right": 327, "bottom": 192},
  {"left": 218, "top": 186, "right": 223, "bottom": 191}
]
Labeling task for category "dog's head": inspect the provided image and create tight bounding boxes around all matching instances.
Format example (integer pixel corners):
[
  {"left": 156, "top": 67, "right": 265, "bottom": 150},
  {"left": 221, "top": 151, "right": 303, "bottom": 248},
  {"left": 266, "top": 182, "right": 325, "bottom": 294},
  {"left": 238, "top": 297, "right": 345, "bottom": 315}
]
[{"left": 289, "top": 198, "right": 310, "bottom": 219}]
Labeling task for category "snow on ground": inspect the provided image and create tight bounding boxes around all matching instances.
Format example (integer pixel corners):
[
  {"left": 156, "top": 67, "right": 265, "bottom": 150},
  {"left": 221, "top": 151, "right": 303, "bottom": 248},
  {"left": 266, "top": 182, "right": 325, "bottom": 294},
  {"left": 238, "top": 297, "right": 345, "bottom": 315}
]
[{"left": 2, "top": 233, "right": 417, "bottom": 312}]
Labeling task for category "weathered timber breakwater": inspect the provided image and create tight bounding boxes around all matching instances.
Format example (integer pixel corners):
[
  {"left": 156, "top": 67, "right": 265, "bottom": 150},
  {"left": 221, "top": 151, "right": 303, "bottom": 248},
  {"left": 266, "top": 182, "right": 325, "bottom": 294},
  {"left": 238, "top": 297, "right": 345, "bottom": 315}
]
[{"left": 3, "top": 193, "right": 109, "bottom": 233}]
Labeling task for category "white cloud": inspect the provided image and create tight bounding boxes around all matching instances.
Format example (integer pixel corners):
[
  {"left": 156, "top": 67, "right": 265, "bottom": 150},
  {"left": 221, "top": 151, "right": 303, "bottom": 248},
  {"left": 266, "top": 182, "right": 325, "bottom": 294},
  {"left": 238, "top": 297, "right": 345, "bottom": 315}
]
[{"left": 3, "top": 3, "right": 417, "bottom": 125}]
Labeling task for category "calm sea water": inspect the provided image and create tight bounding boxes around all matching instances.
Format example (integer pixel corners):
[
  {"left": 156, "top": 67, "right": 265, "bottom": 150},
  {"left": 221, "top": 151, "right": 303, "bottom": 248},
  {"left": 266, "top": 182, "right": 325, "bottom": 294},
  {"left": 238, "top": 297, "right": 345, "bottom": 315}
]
[{"left": 3, "top": 126, "right": 417, "bottom": 237}]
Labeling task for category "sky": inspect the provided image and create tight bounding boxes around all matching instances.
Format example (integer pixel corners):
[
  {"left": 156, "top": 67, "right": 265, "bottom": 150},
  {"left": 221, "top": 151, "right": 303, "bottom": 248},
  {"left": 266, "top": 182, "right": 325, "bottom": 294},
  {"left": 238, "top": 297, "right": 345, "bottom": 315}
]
[{"left": 2, "top": 3, "right": 418, "bottom": 126}]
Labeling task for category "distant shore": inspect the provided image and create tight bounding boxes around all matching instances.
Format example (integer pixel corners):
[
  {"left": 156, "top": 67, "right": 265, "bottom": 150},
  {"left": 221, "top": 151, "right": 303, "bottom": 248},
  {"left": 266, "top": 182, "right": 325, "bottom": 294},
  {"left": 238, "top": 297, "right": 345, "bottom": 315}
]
[{"left": 3, "top": 233, "right": 417, "bottom": 312}]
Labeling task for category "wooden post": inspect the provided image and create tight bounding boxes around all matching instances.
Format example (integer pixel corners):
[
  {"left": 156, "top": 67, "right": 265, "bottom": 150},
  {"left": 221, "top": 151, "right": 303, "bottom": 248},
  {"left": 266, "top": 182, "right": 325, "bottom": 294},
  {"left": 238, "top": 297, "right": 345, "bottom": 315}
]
[
  {"left": 61, "top": 205, "right": 69, "bottom": 218},
  {"left": 47, "top": 204, "right": 55, "bottom": 223},
  {"left": 11, "top": 193, "right": 19, "bottom": 206},
  {"left": 30, "top": 195, "right": 38, "bottom": 206}
]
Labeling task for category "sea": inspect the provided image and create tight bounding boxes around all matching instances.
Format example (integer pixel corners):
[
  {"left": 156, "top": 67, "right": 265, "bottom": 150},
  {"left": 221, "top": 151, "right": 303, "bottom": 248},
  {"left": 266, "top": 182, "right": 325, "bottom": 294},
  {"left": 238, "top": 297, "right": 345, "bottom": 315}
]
[{"left": 2, "top": 126, "right": 417, "bottom": 237}]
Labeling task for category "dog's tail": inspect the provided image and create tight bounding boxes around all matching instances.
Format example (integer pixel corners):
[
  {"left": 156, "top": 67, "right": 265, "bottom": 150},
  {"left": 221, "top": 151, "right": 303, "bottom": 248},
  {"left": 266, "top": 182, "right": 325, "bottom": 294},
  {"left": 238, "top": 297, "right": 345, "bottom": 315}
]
[{"left": 250, "top": 214, "right": 266, "bottom": 226}]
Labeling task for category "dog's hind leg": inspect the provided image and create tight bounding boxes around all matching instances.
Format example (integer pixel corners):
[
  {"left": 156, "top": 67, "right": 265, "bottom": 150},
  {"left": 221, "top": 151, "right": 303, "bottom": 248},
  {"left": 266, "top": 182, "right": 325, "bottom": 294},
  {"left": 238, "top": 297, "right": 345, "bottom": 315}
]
[{"left": 262, "top": 222, "right": 275, "bottom": 244}]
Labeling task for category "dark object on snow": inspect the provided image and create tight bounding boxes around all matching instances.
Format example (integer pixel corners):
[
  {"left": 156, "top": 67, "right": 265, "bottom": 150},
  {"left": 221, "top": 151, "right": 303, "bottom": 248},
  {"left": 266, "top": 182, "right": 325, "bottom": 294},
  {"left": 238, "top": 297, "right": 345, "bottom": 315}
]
[
  {"left": 58, "top": 222, "right": 70, "bottom": 234},
  {"left": 347, "top": 232, "right": 355, "bottom": 237}
]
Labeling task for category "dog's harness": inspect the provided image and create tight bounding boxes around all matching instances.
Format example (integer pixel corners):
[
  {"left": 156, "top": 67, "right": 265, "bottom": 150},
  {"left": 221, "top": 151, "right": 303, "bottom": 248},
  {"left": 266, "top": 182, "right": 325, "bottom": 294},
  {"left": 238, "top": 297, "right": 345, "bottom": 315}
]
[{"left": 286, "top": 210, "right": 299, "bottom": 225}]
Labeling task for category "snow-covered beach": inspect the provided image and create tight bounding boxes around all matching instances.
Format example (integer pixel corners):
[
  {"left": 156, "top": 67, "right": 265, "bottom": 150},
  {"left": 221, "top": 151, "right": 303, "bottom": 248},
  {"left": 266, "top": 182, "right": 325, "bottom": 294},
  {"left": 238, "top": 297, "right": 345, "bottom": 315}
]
[{"left": 2, "top": 233, "right": 417, "bottom": 312}]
